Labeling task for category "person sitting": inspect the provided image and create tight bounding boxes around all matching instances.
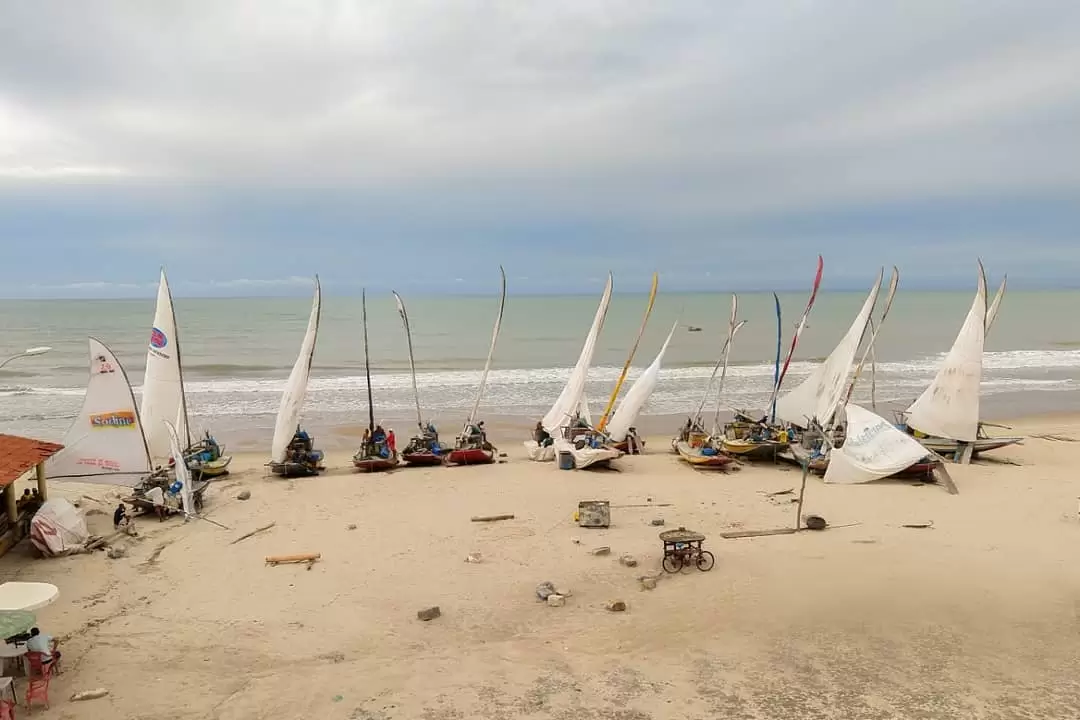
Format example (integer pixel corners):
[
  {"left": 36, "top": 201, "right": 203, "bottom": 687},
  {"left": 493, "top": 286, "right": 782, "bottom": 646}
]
[
  {"left": 113, "top": 503, "right": 127, "bottom": 529},
  {"left": 534, "top": 422, "right": 552, "bottom": 447},
  {"left": 16, "top": 489, "right": 30, "bottom": 510},
  {"left": 26, "top": 627, "right": 60, "bottom": 672}
]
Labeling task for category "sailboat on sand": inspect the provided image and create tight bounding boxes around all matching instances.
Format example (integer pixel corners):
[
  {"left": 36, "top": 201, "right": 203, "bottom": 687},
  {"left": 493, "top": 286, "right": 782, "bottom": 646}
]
[
  {"left": 353, "top": 290, "right": 400, "bottom": 472},
  {"left": 595, "top": 273, "right": 658, "bottom": 454},
  {"left": 393, "top": 291, "right": 447, "bottom": 466},
  {"left": 141, "top": 269, "right": 231, "bottom": 479},
  {"left": 447, "top": 267, "right": 506, "bottom": 466},
  {"left": 47, "top": 338, "right": 156, "bottom": 485},
  {"left": 524, "top": 274, "right": 621, "bottom": 469},
  {"left": 672, "top": 294, "right": 741, "bottom": 470},
  {"left": 606, "top": 319, "right": 679, "bottom": 455},
  {"left": 267, "top": 278, "right": 325, "bottom": 478},
  {"left": 898, "top": 262, "right": 1022, "bottom": 463}
]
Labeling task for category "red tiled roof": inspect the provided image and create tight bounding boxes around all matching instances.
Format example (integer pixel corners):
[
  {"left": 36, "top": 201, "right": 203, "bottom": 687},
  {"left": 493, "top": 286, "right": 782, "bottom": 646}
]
[{"left": 0, "top": 434, "right": 64, "bottom": 488}]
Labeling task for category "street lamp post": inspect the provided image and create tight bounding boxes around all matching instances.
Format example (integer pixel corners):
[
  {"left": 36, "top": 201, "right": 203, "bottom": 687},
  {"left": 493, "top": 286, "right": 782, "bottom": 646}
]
[{"left": 0, "top": 347, "right": 52, "bottom": 370}]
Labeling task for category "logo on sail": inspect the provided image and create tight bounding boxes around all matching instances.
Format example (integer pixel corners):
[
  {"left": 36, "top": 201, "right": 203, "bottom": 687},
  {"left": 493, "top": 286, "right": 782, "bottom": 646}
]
[
  {"left": 150, "top": 328, "right": 168, "bottom": 350},
  {"left": 90, "top": 411, "right": 137, "bottom": 429}
]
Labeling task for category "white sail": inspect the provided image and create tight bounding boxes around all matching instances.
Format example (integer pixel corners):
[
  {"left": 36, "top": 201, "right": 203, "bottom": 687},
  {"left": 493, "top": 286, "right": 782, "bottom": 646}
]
[
  {"left": 47, "top": 337, "right": 153, "bottom": 485},
  {"left": 463, "top": 267, "right": 506, "bottom": 431},
  {"left": 775, "top": 270, "right": 882, "bottom": 428},
  {"left": 141, "top": 269, "right": 189, "bottom": 465},
  {"left": 164, "top": 420, "right": 194, "bottom": 517},
  {"left": 540, "top": 273, "right": 613, "bottom": 434},
  {"left": 606, "top": 321, "right": 678, "bottom": 442},
  {"left": 985, "top": 275, "right": 1006, "bottom": 334},
  {"left": 905, "top": 264, "right": 988, "bottom": 442},
  {"left": 270, "top": 277, "right": 322, "bottom": 463},
  {"left": 825, "top": 404, "right": 929, "bottom": 484}
]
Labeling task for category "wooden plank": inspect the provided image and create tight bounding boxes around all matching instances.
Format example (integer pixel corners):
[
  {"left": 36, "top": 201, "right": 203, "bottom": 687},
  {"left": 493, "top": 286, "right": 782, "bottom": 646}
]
[{"left": 720, "top": 528, "right": 798, "bottom": 539}]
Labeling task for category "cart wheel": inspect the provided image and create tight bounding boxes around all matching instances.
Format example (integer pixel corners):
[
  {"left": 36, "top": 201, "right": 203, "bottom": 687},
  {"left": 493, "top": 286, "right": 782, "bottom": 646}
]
[
  {"left": 662, "top": 554, "right": 683, "bottom": 573},
  {"left": 696, "top": 550, "right": 716, "bottom": 572}
]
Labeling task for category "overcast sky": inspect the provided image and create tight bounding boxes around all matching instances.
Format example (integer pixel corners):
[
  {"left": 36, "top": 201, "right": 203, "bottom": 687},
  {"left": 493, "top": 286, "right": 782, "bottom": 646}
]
[{"left": 1, "top": 1, "right": 1078, "bottom": 297}]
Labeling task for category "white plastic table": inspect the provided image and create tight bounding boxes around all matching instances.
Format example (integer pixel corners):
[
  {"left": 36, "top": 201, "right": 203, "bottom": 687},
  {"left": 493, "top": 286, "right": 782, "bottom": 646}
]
[{"left": 0, "top": 583, "right": 58, "bottom": 612}]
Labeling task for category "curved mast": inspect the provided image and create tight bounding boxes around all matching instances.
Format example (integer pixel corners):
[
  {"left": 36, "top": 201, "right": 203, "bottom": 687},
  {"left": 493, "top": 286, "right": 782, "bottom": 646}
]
[
  {"left": 392, "top": 291, "right": 423, "bottom": 432},
  {"left": 597, "top": 272, "right": 658, "bottom": 432},
  {"left": 464, "top": 267, "right": 507, "bottom": 432},
  {"left": 362, "top": 290, "right": 375, "bottom": 434},
  {"left": 768, "top": 255, "right": 825, "bottom": 422}
]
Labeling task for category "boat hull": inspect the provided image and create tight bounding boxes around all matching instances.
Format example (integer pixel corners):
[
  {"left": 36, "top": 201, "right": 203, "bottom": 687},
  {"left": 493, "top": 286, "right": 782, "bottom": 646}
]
[
  {"left": 353, "top": 456, "right": 400, "bottom": 473},
  {"left": 446, "top": 447, "right": 495, "bottom": 465},
  {"left": 401, "top": 450, "right": 446, "bottom": 466},
  {"left": 612, "top": 437, "right": 645, "bottom": 455},
  {"left": 268, "top": 461, "right": 322, "bottom": 478},
  {"left": 674, "top": 441, "right": 734, "bottom": 469},
  {"left": 189, "top": 456, "right": 232, "bottom": 477},
  {"left": 568, "top": 446, "right": 621, "bottom": 469},
  {"left": 916, "top": 436, "right": 1023, "bottom": 456},
  {"left": 721, "top": 438, "right": 789, "bottom": 461}
]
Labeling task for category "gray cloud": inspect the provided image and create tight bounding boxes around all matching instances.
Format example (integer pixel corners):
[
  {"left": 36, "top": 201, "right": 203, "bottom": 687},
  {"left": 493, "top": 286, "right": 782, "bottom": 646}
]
[{"left": 1, "top": 1, "right": 1079, "bottom": 294}]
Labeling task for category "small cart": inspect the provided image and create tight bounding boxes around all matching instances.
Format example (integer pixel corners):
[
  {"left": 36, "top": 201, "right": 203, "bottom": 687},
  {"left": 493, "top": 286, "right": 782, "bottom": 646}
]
[{"left": 659, "top": 527, "right": 715, "bottom": 573}]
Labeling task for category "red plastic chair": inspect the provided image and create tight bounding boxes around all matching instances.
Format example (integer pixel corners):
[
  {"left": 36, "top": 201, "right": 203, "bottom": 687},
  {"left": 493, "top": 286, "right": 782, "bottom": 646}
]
[{"left": 24, "top": 653, "right": 49, "bottom": 711}]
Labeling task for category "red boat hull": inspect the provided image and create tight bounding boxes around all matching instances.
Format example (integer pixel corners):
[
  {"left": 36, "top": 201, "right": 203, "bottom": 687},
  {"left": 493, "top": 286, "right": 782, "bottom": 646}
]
[
  {"left": 402, "top": 451, "right": 445, "bottom": 466},
  {"left": 612, "top": 438, "right": 645, "bottom": 455},
  {"left": 446, "top": 448, "right": 495, "bottom": 465},
  {"left": 353, "top": 457, "right": 399, "bottom": 473}
]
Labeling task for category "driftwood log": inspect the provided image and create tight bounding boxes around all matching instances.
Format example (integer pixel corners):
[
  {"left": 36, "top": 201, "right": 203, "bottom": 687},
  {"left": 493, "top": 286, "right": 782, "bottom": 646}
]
[
  {"left": 265, "top": 553, "right": 320, "bottom": 565},
  {"left": 231, "top": 522, "right": 276, "bottom": 545},
  {"left": 471, "top": 514, "right": 514, "bottom": 522}
]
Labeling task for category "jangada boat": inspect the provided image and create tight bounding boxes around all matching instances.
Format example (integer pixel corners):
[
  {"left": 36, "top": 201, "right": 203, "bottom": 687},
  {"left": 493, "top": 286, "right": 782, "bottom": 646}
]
[
  {"left": 898, "top": 262, "right": 1021, "bottom": 463},
  {"left": 721, "top": 257, "right": 825, "bottom": 459},
  {"left": 524, "top": 274, "right": 622, "bottom": 468},
  {"left": 672, "top": 294, "right": 743, "bottom": 469},
  {"left": 267, "top": 278, "right": 325, "bottom": 478},
  {"left": 141, "top": 268, "right": 232, "bottom": 478},
  {"left": 448, "top": 267, "right": 506, "bottom": 466},
  {"left": 353, "top": 289, "right": 401, "bottom": 473},
  {"left": 392, "top": 291, "right": 448, "bottom": 466}
]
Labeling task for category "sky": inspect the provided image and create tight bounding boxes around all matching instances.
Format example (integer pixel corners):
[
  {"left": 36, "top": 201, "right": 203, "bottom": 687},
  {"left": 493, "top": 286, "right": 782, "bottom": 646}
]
[{"left": 1, "top": 1, "right": 1079, "bottom": 298}]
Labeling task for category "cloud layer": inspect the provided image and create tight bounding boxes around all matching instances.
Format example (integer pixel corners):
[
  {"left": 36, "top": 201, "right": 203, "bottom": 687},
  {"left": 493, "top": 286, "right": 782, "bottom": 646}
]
[{"left": 1, "top": 1, "right": 1078, "bottom": 296}]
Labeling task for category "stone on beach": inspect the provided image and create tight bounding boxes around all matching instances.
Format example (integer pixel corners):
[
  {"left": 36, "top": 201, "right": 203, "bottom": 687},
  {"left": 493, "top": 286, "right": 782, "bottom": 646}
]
[
  {"left": 605, "top": 600, "right": 628, "bottom": 612},
  {"left": 417, "top": 606, "right": 441, "bottom": 621},
  {"left": 619, "top": 554, "right": 638, "bottom": 568},
  {"left": 547, "top": 593, "right": 566, "bottom": 607},
  {"left": 589, "top": 546, "right": 611, "bottom": 556},
  {"left": 237, "top": 490, "right": 251, "bottom": 501}
]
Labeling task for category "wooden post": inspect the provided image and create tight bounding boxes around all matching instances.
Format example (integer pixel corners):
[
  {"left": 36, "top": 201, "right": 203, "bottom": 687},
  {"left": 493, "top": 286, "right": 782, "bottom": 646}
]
[
  {"left": 4, "top": 485, "right": 16, "bottom": 527},
  {"left": 35, "top": 462, "right": 47, "bottom": 501},
  {"left": 794, "top": 459, "right": 810, "bottom": 530}
]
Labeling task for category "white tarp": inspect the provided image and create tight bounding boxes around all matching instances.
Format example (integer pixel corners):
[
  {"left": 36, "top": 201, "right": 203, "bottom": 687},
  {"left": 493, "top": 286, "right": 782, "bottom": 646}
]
[
  {"left": 540, "top": 274, "right": 612, "bottom": 434},
  {"left": 271, "top": 278, "right": 321, "bottom": 463},
  {"left": 47, "top": 338, "right": 153, "bottom": 485},
  {"left": 606, "top": 321, "right": 678, "bottom": 442},
  {"left": 775, "top": 271, "right": 881, "bottom": 428},
  {"left": 29, "top": 499, "right": 89, "bottom": 556},
  {"left": 141, "top": 269, "right": 189, "bottom": 466},
  {"left": 825, "top": 404, "right": 929, "bottom": 484},
  {"left": 906, "top": 265, "right": 988, "bottom": 442}
]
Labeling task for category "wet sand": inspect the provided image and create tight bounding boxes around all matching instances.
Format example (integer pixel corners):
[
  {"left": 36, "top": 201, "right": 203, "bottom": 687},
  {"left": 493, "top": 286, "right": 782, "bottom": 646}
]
[{"left": 6, "top": 414, "right": 1080, "bottom": 719}]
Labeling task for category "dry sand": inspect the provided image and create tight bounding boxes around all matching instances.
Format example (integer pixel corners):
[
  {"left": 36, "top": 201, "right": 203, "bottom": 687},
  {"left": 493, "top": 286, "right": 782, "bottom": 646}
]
[{"left": 7, "top": 415, "right": 1080, "bottom": 719}]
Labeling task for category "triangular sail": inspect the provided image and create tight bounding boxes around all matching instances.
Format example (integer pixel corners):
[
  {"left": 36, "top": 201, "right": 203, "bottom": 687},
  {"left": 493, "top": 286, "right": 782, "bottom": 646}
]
[
  {"left": 824, "top": 404, "right": 929, "bottom": 484},
  {"left": 141, "top": 269, "right": 190, "bottom": 465},
  {"left": 165, "top": 420, "right": 194, "bottom": 516},
  {"left": 985, "top": 275, "right": 1006, "bottom": 334},
  {"left": 598, "top": 273, "right": 658, "bottom": 431},
  {"left": 541, "top": 274, "right": 613, "bottom": 434},
  {"left": 843, "top": 267, "right": 900, "bottom": 407},
  {"left": 463, "top": 267, "right": 507, "bottom": 432},
  {"left": 769, "top": 255, "right": 825, "bottom": 421},
  {"left": 47, "top": 337, "right": 153, "bottom": 485},
  {"left": 905, "top": 262, "right": 988, "bottom": 442},
  {"left": 270, "top": 277, "right": 321, "bottom": 463},
  {"left": 392, "top": 291, "right": 423, "bottom": 431},
  {"left": 606, "top": 320, "right": 678, "bottom": 442},
  {"left": 775, "top": 269, "right": 882, "bottom": 428}
]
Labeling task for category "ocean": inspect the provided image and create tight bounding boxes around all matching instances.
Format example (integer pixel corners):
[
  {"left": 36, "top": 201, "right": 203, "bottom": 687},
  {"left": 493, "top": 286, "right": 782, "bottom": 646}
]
[{"left": 1, "top": 289, "right": 1077, "bottom": 449}]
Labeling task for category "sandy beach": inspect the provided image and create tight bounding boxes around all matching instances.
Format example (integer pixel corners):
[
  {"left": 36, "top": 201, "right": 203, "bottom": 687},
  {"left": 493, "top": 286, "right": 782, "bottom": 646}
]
[{"left": 6, "top": 414, "right": 1080, "bottom": 719}]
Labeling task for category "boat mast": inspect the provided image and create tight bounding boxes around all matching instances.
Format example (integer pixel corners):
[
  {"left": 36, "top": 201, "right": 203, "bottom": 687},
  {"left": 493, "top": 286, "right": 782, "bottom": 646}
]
[
  {"left": 163, "top": 268, "right": 192, "bottom": 449},
  {"left": 465, "top": 267, "right": 507, "bottom": 431},
  {"left": 393, "top": 291, "right": 424, "bottom": 432},
  {"left": 692, "top": 294, "right": 743, "bottom": 427},
  {"left": 843, "top": 267, "right": 899, "bottom": 409},
  {"left": 362, "top": 289, "right": 375, "bottom": 433},
  {"left": 598, "top": 272, "right": 658, "bottom": 432},
  {"left": 768, "top": 255, "right": 824, "bottom": 423}
]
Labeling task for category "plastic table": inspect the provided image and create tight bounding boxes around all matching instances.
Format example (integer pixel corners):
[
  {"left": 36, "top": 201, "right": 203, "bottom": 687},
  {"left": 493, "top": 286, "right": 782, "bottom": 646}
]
[{"left": 0, "top": 583, "right": 58, "bottom": 613}]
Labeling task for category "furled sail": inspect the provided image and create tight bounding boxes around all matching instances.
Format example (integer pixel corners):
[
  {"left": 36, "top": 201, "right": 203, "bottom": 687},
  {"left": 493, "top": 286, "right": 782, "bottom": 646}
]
[
  {"left": 540, "top": 274, "right": 613, "bottom": 434},
  {"left": 270, "top": 277, "right": 321, "bottom": 464},
  {"left": 774, "top": 269, "right": 882, "bottom": 428},
  {"left": 606, "top": 320, "right": 678, "bottom": 442},
  {"left": 47, "top": 337, "right": 153, "bottom": 485},
  {"left": 824, "top": 404, "right": 929, "bottom": 484},
  {"left": 905, "top": 263, "right": 988, "bottom": 442},
  {"left": 141, "top": 268, "right": 189, "bottom": 466},
  {"left": 165, "top": 420, "right": 194, "bottom": 516}
]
